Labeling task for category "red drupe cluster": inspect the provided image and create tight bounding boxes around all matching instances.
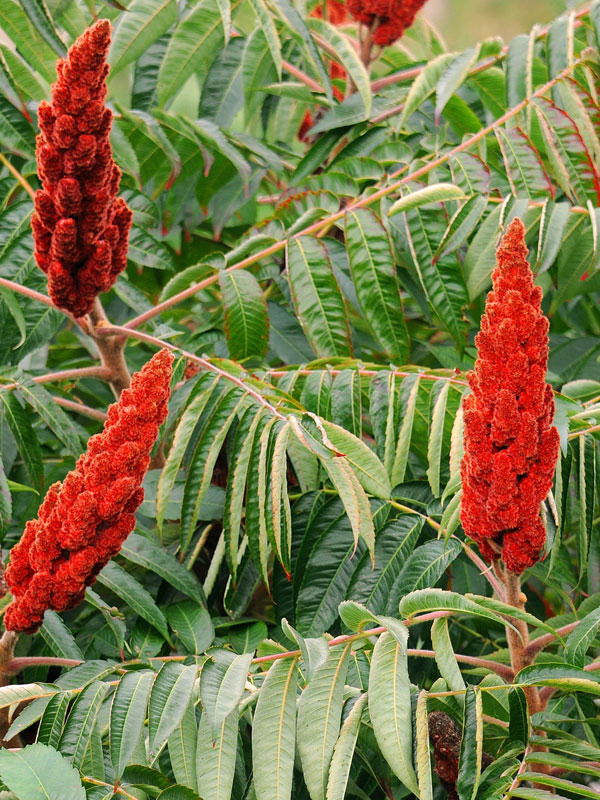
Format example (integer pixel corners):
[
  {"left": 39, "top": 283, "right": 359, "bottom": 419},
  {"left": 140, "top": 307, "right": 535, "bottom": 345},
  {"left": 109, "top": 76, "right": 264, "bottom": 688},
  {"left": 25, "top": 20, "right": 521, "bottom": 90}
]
[
  {"left": 347, "top": 0, "right": 429, "bottom": 45},
  {"left": 460, "top": 218, "right": 560, "bottom": 574},
  {"left": 4, "top": 350, "right": 173, "bottom": 633},
  {"left": 312, "top": 0, "right": 349, "bottom": 24},
  {"left": 32, "top": 20, "right": 132, "bottom": 318}
]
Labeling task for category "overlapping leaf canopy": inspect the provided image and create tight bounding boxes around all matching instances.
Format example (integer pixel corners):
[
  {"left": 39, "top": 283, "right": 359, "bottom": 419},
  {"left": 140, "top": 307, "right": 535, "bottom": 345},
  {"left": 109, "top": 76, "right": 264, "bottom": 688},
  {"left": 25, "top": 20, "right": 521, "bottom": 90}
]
[{"left": 0, "top": 0, "right": 599, "bottom": 798}]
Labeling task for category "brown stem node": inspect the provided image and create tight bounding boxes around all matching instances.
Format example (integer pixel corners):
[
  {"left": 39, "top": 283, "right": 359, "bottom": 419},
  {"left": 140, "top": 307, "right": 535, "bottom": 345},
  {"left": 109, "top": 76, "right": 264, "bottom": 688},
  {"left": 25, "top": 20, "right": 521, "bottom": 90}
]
[{"left": 88, "top": 298, "right": 131, "bottom": 398}]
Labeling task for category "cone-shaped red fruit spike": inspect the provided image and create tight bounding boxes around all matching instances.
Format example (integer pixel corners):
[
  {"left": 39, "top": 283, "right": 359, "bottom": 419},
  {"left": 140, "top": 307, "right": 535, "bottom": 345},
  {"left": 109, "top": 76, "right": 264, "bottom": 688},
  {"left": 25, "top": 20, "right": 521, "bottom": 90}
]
[
  {"left": 32, "top": 19, "right": 132, "bottom": 317},
  {"left": 4, "top": 349, "right": 173, "bottom": 633},
  {"left": 460, "top": 218, "right": 560, "bottom": 574}
]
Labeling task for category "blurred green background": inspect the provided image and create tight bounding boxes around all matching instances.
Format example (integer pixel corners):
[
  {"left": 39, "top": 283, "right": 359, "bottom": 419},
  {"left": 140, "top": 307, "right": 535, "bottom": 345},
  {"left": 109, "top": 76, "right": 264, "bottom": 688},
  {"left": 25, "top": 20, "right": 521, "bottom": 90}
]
[{"left": 423, "top": 0, "right": 583, "bottom": 48}]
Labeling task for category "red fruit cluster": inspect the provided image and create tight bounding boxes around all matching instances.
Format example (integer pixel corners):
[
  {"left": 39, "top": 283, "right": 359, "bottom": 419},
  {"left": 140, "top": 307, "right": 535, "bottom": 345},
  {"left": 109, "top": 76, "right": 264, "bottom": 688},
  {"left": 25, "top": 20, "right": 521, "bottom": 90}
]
[
  {"left": 32, "top": 20, "right": 132, "bottom": 318},
  {"left": 460, "top": 219, "right": 560, "bottom": 574},
  {"left": 4, "top": 350, "right": 173, "bottom": 633},
  {"left": 312, "top": 0, "right": 349, "bottom": 24},
  {"left": 347, "top": 0, "right": 429, "bottom": 45}
]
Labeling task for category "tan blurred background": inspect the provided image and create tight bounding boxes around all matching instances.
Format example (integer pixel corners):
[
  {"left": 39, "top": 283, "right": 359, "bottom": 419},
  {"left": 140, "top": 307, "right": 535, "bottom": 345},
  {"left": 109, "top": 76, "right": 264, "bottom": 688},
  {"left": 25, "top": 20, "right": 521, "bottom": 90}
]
[{"left": 423, "top": 0, "right": 583, "bottom": 48}]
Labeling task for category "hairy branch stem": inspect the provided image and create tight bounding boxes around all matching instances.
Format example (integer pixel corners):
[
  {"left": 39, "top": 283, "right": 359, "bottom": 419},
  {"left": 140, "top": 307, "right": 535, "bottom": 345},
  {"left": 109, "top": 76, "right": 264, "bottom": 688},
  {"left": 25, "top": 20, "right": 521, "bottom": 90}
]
[
  {"left": 88, "top": 298, "right": 131, "bottom": 398},
  {"left": 0, "top": 366, "right": 112, "bottom": 393}
]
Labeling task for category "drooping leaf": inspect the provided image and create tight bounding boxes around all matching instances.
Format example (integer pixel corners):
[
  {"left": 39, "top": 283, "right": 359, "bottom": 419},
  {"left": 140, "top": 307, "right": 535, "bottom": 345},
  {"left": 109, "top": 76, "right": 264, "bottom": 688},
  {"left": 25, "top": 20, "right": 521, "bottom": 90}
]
[
  {"left": 431, "top": 616, "right": 466, "bottom": 698},
  {"left": 196, "top": 711, "right": 238, "bottom": 800},
  {"left": 247, "top": 0, "right": 282, "bottom": 79},
  {"left": 0, "top": 95, "right": 35, "bottom": 157},
  {"left": 167, "top": 601, "right": 215, "bottom": 654},
  {"left": 199, "top": 37, "right": 245, "bottom": 128},
  {"left": 401, "top": 53, "right": 455, "bottom": 125},
  {"left": 58, "top": 681, "right": 110, "bottom": 769},
  {"left": 456, "top": 687, "right": 483, "bottom": 800},
  {"left": 18, "top": 0, "right": 65, "bottom": 56},
  {"left": 508, "top": 686, "right": 529, "bottom": 744},
  {"left": 110, "top": 671, "right": 154, "bottom": 779},
  {"left": 391, "top": 374, "right": 420, "bottom": 486},
  {"left": 400, "top": 207, "right": 469, "bottom": 344},
  {"left": 0, "top": 391, "right": 43, "bottom": 490},
  {"left": 435, "top": 46, "right": 480, "bottom": 122},
  {"left": 427, "top": 380, "right": 451, "bottom": 497},
  {"left": 148, "top": 663, "right": 198, "bottom": 759},
  {"left": 306, "top": 17, "right": 371, "bottom": 117},
  {"left": 578, "top": 434, "right": 596, "bottom": 583},
  {"left": 320, "top": 419, "right": 390, "bottom": 499},
  {"left": 36, "top": 692, "right": 69, "bottom": 749},
  {"left": 286, "top": 236, "right": 352, "bottom": 359},
  {"left": 345, "top": 208, "right": 409, "bottom": 361},
  {"left": 121, "top": 532, "right": 205, "bottom": 605},
  {"left": 347, "top": 516, "right": 423, "bottom": 614},
  {"left": 533, "top": 97, "right": 600, "bottom": 206},
  {"left": 200, "top": 651, "right": 253, "bottom": 738},
  {"left": 40, "top": 611, "right": 84, "bottom": 660},
  {"left": 97, "top": 561, "right": 170, "bottom": 640},
  {"left": 0, "top": 743, "right": 85, "bottom": 800},
  {"left": 434, "top": 195, "right": 488, "bottom": 261},
  {"left": 157, "top": 375, "right": 220, "bottom": 533},
  {"left": 389, "top": 539, "right": 462, "bottom": 610},
  {"left": 297, "top": 643, "right": 351, "bottom": 800},
  {"left": 181, "top": 389, "right": 246, "bottom": 552},
  {"left": 219, "top": 268, "right": 269, "bottom": 360},
  {"left": 369, "top": 631, "right": 419, "bottom": 794},
  {"left": 252, "top": 657, "right": 298, "bottom": 800},
  {"left": 110, "top": 0, "right": 177, "bottom": 78},
  {"left": 325, "top": 692, "right": 368, "bottom": 800},
  {"left": 495, "top": 126, "right": 554, "bottom": 199},
  {"left": 168, "top": 702, "right": 198, "bottom": 791},
  {"left": 535, "top": 199, "right": 571, "bottom": 273},
  {"left": 565, "top": 607, "right": 600, "bottom": 668},
  {"left": 416, "top": 690, "right": 433, "bottom": 800},
  {"left": 295, "top": 501, "right": 366, "bottom": 637}
]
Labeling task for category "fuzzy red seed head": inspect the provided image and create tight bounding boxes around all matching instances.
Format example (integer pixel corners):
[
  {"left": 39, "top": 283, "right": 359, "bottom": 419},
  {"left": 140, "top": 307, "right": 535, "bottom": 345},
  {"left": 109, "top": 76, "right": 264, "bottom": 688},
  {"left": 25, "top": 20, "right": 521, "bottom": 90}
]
[
  {"left": 346, "top": 0, "right": 429, "bottom": 45},
  {"left": 311, "top": 0, "right": 349, "bottom": 24},
  {"left": 4, "top": 350, "right": 173, "bottom": 633},
  {"left": 32, "top": 20, "right": 132, "bottom": 318},
  {"left": 460, "top": 218, "right": 560, "bottom": 574}
]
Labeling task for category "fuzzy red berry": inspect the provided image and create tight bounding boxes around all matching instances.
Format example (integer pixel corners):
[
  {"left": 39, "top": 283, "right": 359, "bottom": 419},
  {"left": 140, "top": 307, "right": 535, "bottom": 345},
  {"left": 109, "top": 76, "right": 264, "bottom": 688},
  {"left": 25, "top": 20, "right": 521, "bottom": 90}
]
[
  {"left": 346, "top": 0, "right": 429, "bottom": 45},
  {"left": 460, "top": 218, "right": 560, "bottom": 574},
  {"left": 4, "top": 350, "right": 173, "bottom": 633},
  {"left": 32, "top": 20, "right": 132, "bottom": 318}
]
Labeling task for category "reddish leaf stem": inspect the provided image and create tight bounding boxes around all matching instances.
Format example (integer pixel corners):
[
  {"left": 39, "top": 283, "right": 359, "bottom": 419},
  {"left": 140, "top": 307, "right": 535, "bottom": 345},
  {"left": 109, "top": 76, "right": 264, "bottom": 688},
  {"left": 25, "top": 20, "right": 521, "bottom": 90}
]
[{"left": 0, "top": 366, "right": 112, "bottom": 393}]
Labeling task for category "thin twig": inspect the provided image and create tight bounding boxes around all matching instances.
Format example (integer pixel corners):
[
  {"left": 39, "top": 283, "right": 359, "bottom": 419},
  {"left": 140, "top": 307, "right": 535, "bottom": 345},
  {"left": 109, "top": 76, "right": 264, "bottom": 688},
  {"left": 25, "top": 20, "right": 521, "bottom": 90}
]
[
  {"left": 94, "top": 324, "right": 287, "bottom": 420},
  {"left": 568, "top": 423, "right": 600, "bottom": 439},
  {"left": 0, "top": 277, "right": 57, "bottom": 311},
  {"left": 459, "top": 543, "right": 507, "bottom": 601},
  {"left": 52, "top": 396, "right": 108, "bottom": 421},
  {"left": 0, "top": 366, "right": 112, "bottom": 393},
  {"left": 506, "top": 745, "right": 533, "bottom": 795},
  {"left": 406, "top": 648, "right": 514, "bottom": 680},
  {"left": 5, "top": 656, "right": 82, "bottom": 672},
  {"left": 0, "top": 153, "right": 35, "bottom": 200},
  {"left": 282, "top": 59, "right": 325, "bottom": 93},
  {"left": 266, "top": 367, "right": 468, "bottom": 387},
  {"left": 524, "top": 619, "right": 581, "bottom": 658},
  {"left": 82, "top": 777, "right": 139, "bottom": 800}
]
